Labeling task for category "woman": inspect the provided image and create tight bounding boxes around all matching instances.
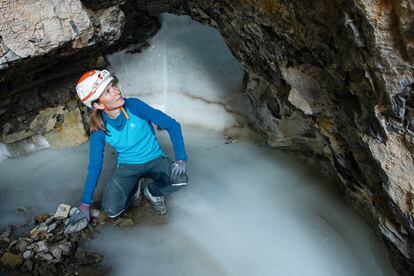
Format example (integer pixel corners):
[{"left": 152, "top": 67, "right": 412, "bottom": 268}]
[{"left": 69, "top": 69, "right": 188, "bottom": 225}]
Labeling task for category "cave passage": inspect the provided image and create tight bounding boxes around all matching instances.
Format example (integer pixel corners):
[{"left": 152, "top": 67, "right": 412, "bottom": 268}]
[{"left": 0, "top": 13, "right": 397, "bottom": 276}]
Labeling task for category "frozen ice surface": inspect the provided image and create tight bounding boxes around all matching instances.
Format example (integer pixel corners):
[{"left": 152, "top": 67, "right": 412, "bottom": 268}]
[
  {"left": 0, "top": 143, "right": 116, "bottom": 229},
  {"left": 107, "top": 13, "right": 246, "bottom": 132},
  {"left": 0, "top": 127, "right": 397, "bottom": 275},
  {"left": 87, "top": 128, "right": 397, "bottom": 276}
]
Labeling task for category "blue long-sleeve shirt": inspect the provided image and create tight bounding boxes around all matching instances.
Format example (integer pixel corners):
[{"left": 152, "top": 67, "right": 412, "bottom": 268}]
[{"left": 81, "top": 97, "right": 187, "bottom": 204}]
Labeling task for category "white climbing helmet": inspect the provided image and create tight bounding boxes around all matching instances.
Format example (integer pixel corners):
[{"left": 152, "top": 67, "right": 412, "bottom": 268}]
[{"left": 76, "top": 69, "right": 114, "bottom": 108}]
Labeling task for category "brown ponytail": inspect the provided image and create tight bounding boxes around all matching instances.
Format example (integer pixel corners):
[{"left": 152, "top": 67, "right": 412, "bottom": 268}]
[
  {"left": 89, "top": 100, "right": 108, "bottom": 134},
  {"left": 88, "top": 77, "right": 120, "bottom": 134}
]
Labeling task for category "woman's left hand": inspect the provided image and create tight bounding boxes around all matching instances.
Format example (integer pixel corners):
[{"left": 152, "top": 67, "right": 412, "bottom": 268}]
[{"left": 171, "top": 160, "right": 186, "bottom": 176}]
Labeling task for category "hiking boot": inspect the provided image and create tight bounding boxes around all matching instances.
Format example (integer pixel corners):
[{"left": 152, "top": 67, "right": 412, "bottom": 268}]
[
  {"left": 143, "top": 185, "right": 167, "bottom": 215},
  {"left": 129, "top": 178, "right": 143, "bottom": 208}
]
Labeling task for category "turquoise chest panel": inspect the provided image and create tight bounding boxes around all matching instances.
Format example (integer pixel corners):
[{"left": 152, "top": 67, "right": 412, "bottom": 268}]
[{"left": 105, "top": 112, "right": 164, "bottom": 164}]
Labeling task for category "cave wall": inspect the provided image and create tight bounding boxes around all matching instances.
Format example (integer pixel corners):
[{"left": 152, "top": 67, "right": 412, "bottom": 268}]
[
  {"left": 0, "top": 0, "right": 413, "bottom": 274},
  {"left": 180, "top": 1, "right": 414, "bottom": 274},
  {"left": 0, "top": 0, "right": 161, "bottom": 151}
]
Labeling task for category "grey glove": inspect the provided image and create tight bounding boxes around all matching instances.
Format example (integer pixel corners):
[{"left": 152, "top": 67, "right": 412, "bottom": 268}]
[
  {"left": 68, "top": 203, "right": 90, "bottom": 226},
  {"left": 171, "top": 160, "right": 186, "bottom": 176}
]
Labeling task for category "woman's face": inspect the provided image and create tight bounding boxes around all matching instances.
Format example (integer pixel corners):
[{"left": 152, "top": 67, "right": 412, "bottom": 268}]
[{"left": 95, "top": 81, "right": 125, "bottom": 110}]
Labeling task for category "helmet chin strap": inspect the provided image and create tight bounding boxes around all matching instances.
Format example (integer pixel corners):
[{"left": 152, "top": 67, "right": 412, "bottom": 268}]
[
  {"left": 120, "top": 106, "right": 129, "bottom": 120},
  {"left": 102, "top": 102, "right": 129, "bottom": 120}
]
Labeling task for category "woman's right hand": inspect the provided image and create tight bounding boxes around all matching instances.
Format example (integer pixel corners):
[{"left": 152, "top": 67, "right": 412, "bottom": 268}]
[
  {"left": 68, "top": 203, "right": 91, "bottom": 225},
  {"left": 171, "top": 160, "right": 186, "bottom": 176}
]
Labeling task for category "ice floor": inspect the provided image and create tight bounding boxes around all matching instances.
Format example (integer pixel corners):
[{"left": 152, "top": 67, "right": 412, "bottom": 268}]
[{"left": 0, "top": 127, "right": 396, "bottom": 276}]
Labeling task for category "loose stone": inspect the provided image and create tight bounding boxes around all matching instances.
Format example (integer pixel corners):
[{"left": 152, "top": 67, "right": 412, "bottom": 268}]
[
  {"left": 0, "top": 226, "right": 15, "bottom": 246},
  {"left": 69, "top": 207, "right": 77, "bottom": 216},
  {"left": 54, "top": 203, "right": 71, "bottom": 220},
  {"left": 16, "top": 239, "right": 28, "bottom": 252},
  {"left": 30, "top": 224, "right": 48, "bottom": 236},
  {"left": 116, "top": 217, "right": 134, "bottom": 228},
  {"left": 91, "top": 208, "right": 100, "bottom": 218},
  {"left": 47, "top": 223, "right": 57, "bottom": 233},
  {"left": 23, "top": 250, "right": 33, "bottom": 259},
  {"left": 0, "top": 225, "right": 15, "bottom": 239},
  {"left": 22, "top": 259, "right": 33, "bottom": 272},
  {"left": 1, "top": 202, "right": 107, "bottom": 274},
  {"left": 97, "top": 211, "right": 108, "bottom": 224},
  {"left": 51, "top": 246, "right": 62, "bottom": 260},
  {"left": 58, "top": 241, "right": 72, "bottom": 255},
  {"left": 1, "top": 252, "right": 23, "bottom": 268},
  {"left": 47, "top": 233, "right": 65, "bottom": 244},
  {"left": 37, "top": 252, "right": 53, "bottom": 261},
  {"left": 34, "top": 213, "right": 49, "bottom": 224},
  {"left": 17, "top": 207, "right": 29, "bottom": 213},
  {"left": 8, "top": 240, "right": 17, "bottom": 249},
  {"left": 35, "top": 241, "right": 48, "bottom": 252},
  {"left": 44, "top": 216, "right": 55, "bottom": 225}
]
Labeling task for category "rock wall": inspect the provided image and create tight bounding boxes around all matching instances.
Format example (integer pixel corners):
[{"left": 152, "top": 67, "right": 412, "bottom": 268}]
[
  {"left": 177, "top": 0, "right": 414, "bottom": 274},
  {"left": 0, "top": 0, "right": 161, "bottom": 150},
  {"left": 0, "top": 0, "right": 413, "bottom": 274}
]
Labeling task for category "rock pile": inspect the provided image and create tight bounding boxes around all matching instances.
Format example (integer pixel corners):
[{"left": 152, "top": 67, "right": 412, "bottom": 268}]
[{"left": 0, "top": 204, "right": 108, "bottom": 275}]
